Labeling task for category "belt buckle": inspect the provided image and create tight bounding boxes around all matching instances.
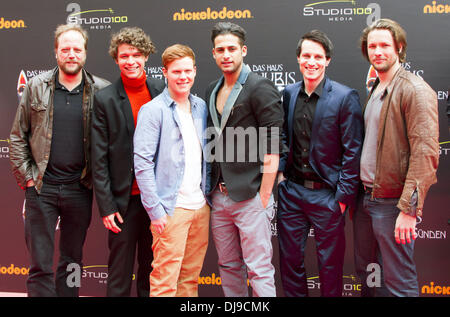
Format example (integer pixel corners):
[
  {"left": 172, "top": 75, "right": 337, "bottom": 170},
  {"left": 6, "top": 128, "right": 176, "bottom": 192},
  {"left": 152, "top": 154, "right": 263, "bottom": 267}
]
[
  {"left": 364, "top": 185, "right": 373, "bottom": 194},
  {"left": 219, "top": 182, "right": 228, "bottom": 195},
  {"left": 304, "top": 180, "right": 314, "bottom": 189}
]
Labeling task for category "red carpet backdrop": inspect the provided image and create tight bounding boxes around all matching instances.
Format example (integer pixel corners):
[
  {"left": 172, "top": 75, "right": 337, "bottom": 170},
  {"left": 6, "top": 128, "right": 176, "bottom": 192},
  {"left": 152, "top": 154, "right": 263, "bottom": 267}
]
[{"left": 0, "top": 0, "right": 448, "bottom": 297}]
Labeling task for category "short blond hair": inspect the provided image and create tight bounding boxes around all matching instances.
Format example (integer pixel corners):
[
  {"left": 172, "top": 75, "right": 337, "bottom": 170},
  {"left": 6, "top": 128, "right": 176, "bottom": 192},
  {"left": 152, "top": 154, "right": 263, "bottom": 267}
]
[{"left": 161, "top": 44, "right": 196, "bottom": 68}]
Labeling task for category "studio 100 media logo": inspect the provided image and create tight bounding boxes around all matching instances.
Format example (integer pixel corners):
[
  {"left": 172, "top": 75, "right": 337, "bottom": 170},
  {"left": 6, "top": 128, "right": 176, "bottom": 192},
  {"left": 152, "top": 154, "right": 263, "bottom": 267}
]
[
  {"left": 302, "top": 0, "right": 381, "bottom": 23},
  {"left": 0, "top": 139, "right": 10, "bottom": 159},
  {"left": 66, "top": 3, "right": 129, "bottom": 30}
]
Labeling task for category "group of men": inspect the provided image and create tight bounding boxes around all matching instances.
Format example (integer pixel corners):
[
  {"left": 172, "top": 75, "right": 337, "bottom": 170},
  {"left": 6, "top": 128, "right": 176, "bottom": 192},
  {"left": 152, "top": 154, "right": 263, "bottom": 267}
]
[{"left": 9, "top": 18, "right": 439, "bottom": 298}]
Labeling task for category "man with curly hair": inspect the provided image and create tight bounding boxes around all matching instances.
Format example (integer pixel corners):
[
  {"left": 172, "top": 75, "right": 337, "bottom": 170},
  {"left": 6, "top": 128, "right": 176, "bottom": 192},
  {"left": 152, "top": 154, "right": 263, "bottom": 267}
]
[{"left": 91, "top": 27, "right": 165, "bottom": 297}]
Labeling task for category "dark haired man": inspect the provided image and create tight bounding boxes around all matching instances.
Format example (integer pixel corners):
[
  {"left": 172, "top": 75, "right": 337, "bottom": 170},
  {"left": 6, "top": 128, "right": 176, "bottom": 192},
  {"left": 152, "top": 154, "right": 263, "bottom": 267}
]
[
  {"left": 277, "top": 30, "right": 363, "bottom": 297},
  {"left": 10, "top": 24, "right": 110, "bottom": 297},
  {"left": 91, "top": 27, "right": 164, "bottom": 297},
  {"left": 355, "top": 19, "right": 439, "bottom": 297},
  {"left": 205, "top": 22, "right": 285, "bottom": 297}
]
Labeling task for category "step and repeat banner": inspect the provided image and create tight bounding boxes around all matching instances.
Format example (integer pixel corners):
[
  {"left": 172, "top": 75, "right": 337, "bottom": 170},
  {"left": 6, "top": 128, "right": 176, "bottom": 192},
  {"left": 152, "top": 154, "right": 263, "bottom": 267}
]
[{"left": 0, "top": 0, "right": 448, "bottom": 297}]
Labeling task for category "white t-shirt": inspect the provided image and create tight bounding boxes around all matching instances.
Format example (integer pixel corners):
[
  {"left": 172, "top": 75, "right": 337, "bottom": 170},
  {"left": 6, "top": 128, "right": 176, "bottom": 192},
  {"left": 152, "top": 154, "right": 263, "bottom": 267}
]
[{"left": 175, "top": 106, "right": 206, "bottom": 210}]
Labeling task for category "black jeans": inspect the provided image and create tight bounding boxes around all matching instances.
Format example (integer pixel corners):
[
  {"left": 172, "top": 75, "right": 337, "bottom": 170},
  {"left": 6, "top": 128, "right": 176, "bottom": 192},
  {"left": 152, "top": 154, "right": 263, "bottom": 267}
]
[
  {"left": 24, "top": 182, "right": 92, "bottom": 297},
  {"left": 106, "top": 194, "right": 153, "bottom": 297}
]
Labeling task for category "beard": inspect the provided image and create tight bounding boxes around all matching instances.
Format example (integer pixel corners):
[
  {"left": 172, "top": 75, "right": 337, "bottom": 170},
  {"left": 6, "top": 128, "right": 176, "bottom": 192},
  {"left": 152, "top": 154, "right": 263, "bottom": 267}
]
[
  {"left": 370, "top": 57, "right": 397, "bottom": 74},
  {"left": 219, "top": 59, "right": 242, "bottom": 75},
  {"left": 58, "top": 59, "right": 85, "bottom": 76}
]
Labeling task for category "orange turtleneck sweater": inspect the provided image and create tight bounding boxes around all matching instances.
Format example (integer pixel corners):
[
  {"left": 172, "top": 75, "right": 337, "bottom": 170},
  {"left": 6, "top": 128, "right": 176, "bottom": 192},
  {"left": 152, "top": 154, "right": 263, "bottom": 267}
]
[{"left": 121, "top": 71, "right": 152, "bottom": 196}]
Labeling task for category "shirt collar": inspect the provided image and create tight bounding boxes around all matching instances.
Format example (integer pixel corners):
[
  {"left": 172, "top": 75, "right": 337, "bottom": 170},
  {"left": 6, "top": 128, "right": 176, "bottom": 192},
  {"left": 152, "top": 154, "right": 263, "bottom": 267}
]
[
  {"left": 371, "top": 78, "right": 390, "bottom": 100},
  {"left": 55, "top": 69, "right": 84, "bottom": 92},
  {"left": 161, "top": 87, "right": 198, "bottom": 109},
  {"left": 215, "top": 63, "right": 251, "bottom": 89},
  {"left": 301, "top": 77, "right": 325, "bottom": 97}
]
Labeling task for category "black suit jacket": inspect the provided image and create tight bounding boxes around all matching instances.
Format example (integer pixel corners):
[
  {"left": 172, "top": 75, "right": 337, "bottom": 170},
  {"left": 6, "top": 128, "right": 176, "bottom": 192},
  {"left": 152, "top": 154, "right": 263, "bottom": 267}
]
[
  {"left": 91, "top": 77, "right": 165, "bottom": 217},
  {"left": 205, "top": 67, "right": 284, "bottom": 202}
]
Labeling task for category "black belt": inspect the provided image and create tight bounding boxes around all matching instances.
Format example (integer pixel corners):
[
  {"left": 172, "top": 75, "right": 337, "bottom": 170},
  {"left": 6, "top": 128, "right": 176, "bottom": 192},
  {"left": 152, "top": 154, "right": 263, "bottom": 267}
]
[{"left": 288, "top": 175, "right": 330, "bottom": 190}]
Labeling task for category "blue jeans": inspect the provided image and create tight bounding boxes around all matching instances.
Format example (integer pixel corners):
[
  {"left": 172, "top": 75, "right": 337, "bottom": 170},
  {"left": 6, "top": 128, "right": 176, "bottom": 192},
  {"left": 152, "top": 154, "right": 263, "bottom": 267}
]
[
  {"left": 24, "top": 182, "right": 92, "bottom": 297},
  {"left": 353, "top": 193, "right": 419, "bottom": 297}
]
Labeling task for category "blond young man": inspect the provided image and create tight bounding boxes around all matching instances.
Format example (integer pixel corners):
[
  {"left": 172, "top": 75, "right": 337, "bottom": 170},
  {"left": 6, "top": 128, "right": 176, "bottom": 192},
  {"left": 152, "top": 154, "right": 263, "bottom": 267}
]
[{"left": 134, "top": 44, "right": 209, "bottom": 297}]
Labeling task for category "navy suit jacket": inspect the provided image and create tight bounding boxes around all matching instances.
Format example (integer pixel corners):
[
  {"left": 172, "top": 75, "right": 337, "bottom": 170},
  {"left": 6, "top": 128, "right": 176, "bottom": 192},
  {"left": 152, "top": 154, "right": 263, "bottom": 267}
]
[{"left": 279, "top": 77, "right": 363, "bottom": 208}]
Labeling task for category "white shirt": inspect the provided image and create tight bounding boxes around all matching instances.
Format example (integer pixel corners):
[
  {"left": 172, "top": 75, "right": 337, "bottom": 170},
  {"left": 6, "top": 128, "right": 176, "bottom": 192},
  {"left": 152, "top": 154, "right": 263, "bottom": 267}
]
[{"left": 175, "top": 106, "right": 206, "bottom": 210}]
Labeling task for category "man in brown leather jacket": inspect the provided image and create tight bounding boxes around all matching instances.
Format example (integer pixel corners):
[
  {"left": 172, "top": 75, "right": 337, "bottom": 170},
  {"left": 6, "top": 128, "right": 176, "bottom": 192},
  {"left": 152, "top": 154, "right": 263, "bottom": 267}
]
[
  {"left": 354, "top": 19, "right": 439, "bottom": 297},
  {"left": 9, "top": 24, "right": 110, "bottom": 297}
]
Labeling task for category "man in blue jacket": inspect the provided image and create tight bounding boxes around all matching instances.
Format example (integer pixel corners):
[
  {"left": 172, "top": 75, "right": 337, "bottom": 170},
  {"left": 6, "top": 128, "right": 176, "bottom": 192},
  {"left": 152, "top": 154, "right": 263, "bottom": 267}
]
[
  {"left": 277, "top": 30, "right": 363, "bottom": 297},
  {"left": 134, "top": 44, "right": 209, "bottom": 297}
]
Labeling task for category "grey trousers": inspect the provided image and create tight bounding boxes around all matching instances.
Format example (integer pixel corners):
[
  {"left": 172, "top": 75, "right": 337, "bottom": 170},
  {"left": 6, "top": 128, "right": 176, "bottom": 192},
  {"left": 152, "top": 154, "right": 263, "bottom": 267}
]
[{"left": 211, "top": 188, "right": 276, "bottom": 297}]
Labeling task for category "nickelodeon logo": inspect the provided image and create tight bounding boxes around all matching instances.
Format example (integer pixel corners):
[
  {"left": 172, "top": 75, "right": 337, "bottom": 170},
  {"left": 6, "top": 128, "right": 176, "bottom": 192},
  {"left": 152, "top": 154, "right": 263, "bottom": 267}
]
[
  {"left": 423, "top": 1, "right": 450, "bottom": 13},
  {"left": 0, "top": 264, "right": 29, "bottom": 276},
  {"left": 198, "top": 273, "right": 251, "bottom": 286},
  {"left": 173, "top": 7, "right": 252, "bottom": 21},
  {"left": 421, "top": 282, "right": 450, "bottom": 295},
  {"left": 0, "top": 17, "right": 26, "bottom": 29}
]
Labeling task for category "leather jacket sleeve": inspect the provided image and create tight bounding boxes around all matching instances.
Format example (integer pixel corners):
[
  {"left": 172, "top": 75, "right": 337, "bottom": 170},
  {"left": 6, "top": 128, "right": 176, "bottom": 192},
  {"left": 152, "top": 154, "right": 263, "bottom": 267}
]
[
  {"left": 10, "top": 82, "right": 34, "bottom": 189},
  {"left": 397, "top": 81, "right": 439, "bottom": 216}
]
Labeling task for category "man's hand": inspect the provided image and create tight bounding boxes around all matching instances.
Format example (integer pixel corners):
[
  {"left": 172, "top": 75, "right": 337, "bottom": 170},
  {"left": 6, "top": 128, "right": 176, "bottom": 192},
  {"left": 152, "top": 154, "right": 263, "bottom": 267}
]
[
  {"left": 259, "top": 154, "right": 279, "bottom": 208},
  {"left": 395, "top": 212, "right": 417, "bottom": 244},
  {"left": 277, "top": 172, "right": 286, "bottom": 185},
  {"left": 151, "top": 214, "right": 168, "bottom": 235},
  {"left": 259, "top": 190, "right": 272, "bottom": 209},
  {"left": 103, "top": 212, "right": 123, "bottom": 234},
  {"left": 338, "top": 201, "right": 346, "bottom": 214}
]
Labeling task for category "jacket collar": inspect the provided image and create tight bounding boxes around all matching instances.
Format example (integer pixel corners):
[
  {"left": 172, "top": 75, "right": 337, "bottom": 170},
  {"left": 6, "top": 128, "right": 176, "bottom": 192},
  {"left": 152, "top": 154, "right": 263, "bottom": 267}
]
[
  {"left": 209, "top": 64, "right": 251, "bottom": 135},
  {"left": 160, "top": 87, "right": 199, "bottom": 110},
  {"left": 365, "top": 66, "right": 404, "bottom": 113},
  {"left": 287, "top": 76, "right": 331, "bottom": 133},
  {"left": 44, "top": 66, "right": 95, "bottom": 86}
]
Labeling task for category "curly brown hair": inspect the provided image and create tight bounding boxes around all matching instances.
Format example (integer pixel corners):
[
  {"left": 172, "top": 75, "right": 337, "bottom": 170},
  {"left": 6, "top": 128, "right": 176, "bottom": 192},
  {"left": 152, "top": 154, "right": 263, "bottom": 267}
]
[{"left": 109, "top": 27, "right": 156, "bottom": 60}]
